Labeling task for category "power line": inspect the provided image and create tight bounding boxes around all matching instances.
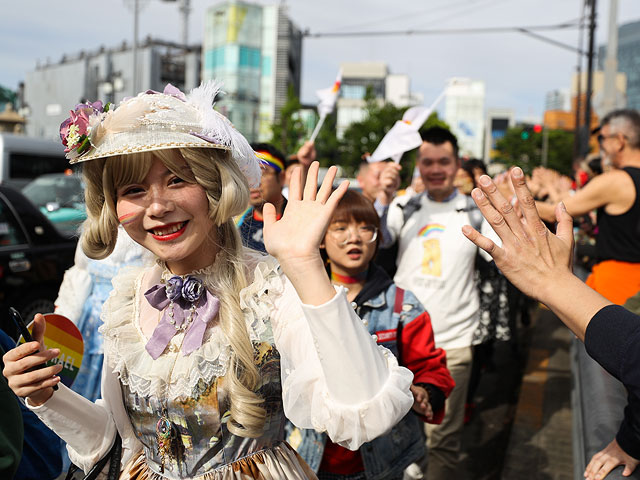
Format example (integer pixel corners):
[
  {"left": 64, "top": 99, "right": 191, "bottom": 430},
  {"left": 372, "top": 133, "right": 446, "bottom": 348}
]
[
  {"left": 326, "top": 0, "right": 476, "bottom": 33},
  {"left": 303, "top": 20, "right": 581, "bottom": 39},
  {"left": 406, "top": 0, "right": 510, "bottom": 31},
  {"left": 517, "top": 28, "right": 587, "bottom": 56}
]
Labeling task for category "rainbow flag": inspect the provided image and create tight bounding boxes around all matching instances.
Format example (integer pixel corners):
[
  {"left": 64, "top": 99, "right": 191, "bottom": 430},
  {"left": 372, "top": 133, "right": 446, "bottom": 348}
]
[{"left": 20, "top": 314, "right": 84, "bottom": 388}]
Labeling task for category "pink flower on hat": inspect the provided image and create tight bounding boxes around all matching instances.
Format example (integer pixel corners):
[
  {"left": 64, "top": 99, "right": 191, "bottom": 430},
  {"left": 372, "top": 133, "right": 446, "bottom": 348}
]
[{"left": 59, "top": 102, "right": 104, "bottom": 154}]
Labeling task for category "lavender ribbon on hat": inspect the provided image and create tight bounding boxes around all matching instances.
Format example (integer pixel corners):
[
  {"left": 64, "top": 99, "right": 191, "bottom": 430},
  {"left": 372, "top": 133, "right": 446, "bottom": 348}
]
[{"left": 144, "top": 276, "right": 220, "bottom": 360}]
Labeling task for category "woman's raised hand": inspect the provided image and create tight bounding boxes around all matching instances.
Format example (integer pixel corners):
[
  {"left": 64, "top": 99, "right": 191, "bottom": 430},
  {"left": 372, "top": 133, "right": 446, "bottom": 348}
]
[
  {"left": 263, "top": 161, "right": 348, "bottom": 265},
  {"left": 2, "top": 314, "right": 62, "bottom": 405},
  {"left": 263, "top": 161, "right": 349, "bottom": 306}
]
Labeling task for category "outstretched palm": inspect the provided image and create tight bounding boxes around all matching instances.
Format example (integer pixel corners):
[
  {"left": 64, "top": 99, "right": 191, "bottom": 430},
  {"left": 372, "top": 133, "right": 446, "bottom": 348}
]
[{"left": 263, "top": 162, "right": 348, "bottom": 263}]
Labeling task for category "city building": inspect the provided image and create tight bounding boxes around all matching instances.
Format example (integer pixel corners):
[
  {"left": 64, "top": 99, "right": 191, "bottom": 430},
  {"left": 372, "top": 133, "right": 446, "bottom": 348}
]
[
  {"left": 484, "top": 108, "right": 514, "bottom": 161},
  {"left": 0, "top": 105, "right": 25, "bottom": 134},
  {"left": 202, "top": 0, "right": 302, "bottom": 142},
  {"left": 335, "top": 61, "right": 423, "bottom": 139},
  {"left": 541, "top": 71, "right": 627, "bottom": 135},
  {"left": 545, "top": 89, "right": 571, "bottom": 111},
  {"left": 444, "top": 78, "right": 485, "bottom": 159},
  {"left": 23, "top": 37, "right": 201, "bottom": 140},
  {"left": 543, "top": 110, "right": 576, "bottom": 131},
  {"left": 598, "top": 19, "right": 640, "bottom": 110}
]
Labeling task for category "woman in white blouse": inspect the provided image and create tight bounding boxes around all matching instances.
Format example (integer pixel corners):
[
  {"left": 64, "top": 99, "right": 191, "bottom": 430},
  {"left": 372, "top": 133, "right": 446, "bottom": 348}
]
[{"left": 2, "top": 84, "right": 413, "bottom": 479}]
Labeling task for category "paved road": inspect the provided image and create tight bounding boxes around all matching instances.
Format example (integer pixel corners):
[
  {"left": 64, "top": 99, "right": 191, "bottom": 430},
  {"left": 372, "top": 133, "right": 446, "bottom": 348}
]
[{"left": 458, "top": 307, "right": 573, "bottom": 480}]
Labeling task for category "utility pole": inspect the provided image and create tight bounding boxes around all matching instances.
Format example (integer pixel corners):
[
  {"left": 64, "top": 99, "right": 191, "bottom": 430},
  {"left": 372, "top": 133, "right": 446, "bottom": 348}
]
[
  {"left": 602, "top": 0, "right": 619, "bottom": 115},
  {"left": 542, "top": 126, "right": 550, "bottom": 167},
  {"left": 582, "top": 0, "right": 597, "bottom": 156},
  {"left": 179, "top": 0, "right": 191, "bottom": 48},
  {"left": 133, "top": 0, "right": 139, "bottom": 95},
  {"left": 573, "top": 0, "right": 587, "bottom": 159},
  {"left": 161, "top": 0, "right": 191, "bottom": 48}
]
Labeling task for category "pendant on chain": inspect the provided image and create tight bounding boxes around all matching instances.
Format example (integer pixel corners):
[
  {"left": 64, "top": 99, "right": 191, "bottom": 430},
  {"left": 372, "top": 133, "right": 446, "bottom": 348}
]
[{"left": 156, "top": 409, "right": 175, "bottom": 473}]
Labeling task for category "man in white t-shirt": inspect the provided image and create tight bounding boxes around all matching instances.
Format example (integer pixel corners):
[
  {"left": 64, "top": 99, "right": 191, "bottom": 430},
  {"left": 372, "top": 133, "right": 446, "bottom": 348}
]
[{"left": 379, "top": 127, "right": 495, "bottom": 479}]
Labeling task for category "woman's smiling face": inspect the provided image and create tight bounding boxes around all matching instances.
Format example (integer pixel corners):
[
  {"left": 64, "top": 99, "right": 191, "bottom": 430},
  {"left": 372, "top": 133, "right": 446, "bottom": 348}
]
[{"left": 116, "top": 156, "right": 218, "bottom": 274}]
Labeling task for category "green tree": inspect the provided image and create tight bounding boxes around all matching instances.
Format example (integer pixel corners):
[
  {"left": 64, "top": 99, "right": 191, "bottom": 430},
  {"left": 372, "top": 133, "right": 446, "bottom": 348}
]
[
  {"left": 0, "top": 85, "right": 17, "bottom": 110},
  {"left": 494, "top": 127, "right": 575, "bottom": 176},
  {"left": 421, "top": 111, "right": 450, "bottom": 132},
  {"left": 314, "top": 111, "right": 340, "bottom": 168},
  {"left": 270, "top": 85, "right": 306, "bottom": 155},
  {"left": 339, "top": 87, "right": 451, "bottom": 182},
  {"left": 269, "top": 84, "right": 452, "bottom": 184},
  {"left": 339, "top": 87, "right": 405, "bottom": 175}
]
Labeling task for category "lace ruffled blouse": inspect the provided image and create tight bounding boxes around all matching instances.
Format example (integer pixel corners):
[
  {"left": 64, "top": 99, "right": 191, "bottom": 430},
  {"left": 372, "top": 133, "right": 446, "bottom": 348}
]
[{"left": 27, "top": 251, "right": 414, "bottom": 479}]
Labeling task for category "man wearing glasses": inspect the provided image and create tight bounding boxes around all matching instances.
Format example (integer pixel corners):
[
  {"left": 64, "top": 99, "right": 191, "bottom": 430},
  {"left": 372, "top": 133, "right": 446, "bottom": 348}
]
[
  {"left": 536, "top": 109, "right": 640, "bottom": 479},
  {"left": 536, "top": 109, "right": 640, "bottom": 307}
]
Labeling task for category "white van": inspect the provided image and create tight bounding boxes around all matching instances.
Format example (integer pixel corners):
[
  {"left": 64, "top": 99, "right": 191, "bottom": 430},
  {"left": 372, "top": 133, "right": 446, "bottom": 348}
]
[{"left": 0, "top": 133, "right": 68, "bottom": 189}]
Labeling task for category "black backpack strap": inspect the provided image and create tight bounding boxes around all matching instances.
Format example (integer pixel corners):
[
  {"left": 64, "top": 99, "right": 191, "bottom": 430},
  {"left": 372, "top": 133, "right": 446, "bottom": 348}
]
[
  {"left": 398, "top": 194, "right": 423, "bottom": 224},
  {"left": 456, "top": 195, "right": 483, "bottom": 232}
]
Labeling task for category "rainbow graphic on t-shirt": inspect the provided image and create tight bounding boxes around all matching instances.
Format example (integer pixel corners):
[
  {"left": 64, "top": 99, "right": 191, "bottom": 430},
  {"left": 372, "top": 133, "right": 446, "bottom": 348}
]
[
  {"left": 419, "top": 224, "right": 444, "bottom": 276},
  {"left": 418, "top": 223, "right": 445, "bottom": 238}
]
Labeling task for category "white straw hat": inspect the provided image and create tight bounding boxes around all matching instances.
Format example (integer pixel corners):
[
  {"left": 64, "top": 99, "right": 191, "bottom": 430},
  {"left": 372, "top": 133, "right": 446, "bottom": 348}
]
[{"left": 59, "top": 82, "right": 261, "bottom": 187}]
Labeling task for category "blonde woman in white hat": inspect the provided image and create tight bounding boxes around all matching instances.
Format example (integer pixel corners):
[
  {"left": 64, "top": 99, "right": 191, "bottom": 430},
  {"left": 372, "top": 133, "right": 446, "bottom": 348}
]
[{"left": 2, "top": 84, "right": 414, "bottom": 479}]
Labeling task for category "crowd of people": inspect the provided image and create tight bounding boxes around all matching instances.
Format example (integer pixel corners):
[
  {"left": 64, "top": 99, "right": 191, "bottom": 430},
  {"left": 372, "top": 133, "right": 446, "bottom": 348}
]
[{"left": 1, "top": 81, "right": 639, "bottom": 480}]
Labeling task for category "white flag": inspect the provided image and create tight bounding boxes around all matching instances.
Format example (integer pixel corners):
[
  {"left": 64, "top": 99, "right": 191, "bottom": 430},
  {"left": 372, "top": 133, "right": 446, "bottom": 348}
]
[
  {"left": 369, "top": 106, "right": 431, "bottom": 163},
  {"left": 316, "top": 69, "right": 342, "bottom": 117},
  {"left": 369, "top": 83, "right": 451, "bottom": 163}
]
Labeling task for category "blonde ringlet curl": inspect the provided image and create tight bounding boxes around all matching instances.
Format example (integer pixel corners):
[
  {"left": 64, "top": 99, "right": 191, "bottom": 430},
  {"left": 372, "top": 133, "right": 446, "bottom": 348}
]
[{"left": 80, "top": 147, "right": 266, "bottom": 438}]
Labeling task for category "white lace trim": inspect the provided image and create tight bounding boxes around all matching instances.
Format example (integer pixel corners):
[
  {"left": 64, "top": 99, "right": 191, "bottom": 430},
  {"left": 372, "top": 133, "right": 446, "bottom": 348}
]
[
  {"left": 239, "top": 252, "right": 284, "bottom": 342},
  {"left": 99, "top": 251, "right": 283, "bottom": 401}
]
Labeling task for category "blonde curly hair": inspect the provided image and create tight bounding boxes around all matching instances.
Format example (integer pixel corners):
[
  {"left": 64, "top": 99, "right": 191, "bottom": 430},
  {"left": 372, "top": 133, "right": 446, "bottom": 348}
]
[{"left": 80, "top": 148, "right": 266, "bottom": 437}]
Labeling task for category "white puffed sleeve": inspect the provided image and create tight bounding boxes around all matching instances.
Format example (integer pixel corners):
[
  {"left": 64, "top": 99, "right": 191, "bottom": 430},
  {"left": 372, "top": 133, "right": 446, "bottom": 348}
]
[
  {"left": 25, "top": 351, "right": 142, "bottom": 472},
  {"left": 25, "top": 384, "right": 117, "bottom": 472},
  {"left": 272, "top": 275, "right": 414, "bottom": 450}
]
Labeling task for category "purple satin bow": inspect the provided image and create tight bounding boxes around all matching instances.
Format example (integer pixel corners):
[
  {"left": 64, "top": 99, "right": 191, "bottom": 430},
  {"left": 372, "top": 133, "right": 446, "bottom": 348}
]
[{"left": 144, "top": 277, "right": 220, "bottom": 360}]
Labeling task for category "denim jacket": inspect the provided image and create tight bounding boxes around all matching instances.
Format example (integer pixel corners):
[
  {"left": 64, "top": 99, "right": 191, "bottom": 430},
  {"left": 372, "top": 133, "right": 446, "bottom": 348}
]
[{"left": 286, "top": 266, "right": 428, "bottom": 479}]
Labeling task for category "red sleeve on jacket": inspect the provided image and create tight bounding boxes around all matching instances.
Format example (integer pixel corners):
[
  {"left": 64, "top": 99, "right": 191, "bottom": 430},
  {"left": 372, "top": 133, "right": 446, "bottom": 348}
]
[{"left": 401, "top": 311, "right": 455, "bottom": 424}]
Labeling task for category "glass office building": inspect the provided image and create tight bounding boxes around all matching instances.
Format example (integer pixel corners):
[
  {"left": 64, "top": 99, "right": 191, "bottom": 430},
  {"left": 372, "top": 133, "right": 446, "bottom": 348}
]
[{"left": 203, "top": 1, "right": 302, "bottom": 142}]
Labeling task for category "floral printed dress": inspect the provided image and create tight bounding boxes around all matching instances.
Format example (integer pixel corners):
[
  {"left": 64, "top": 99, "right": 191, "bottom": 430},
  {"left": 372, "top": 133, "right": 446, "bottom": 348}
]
[{"left": 28, "top": 252, "right": 414, "bottom": 480}]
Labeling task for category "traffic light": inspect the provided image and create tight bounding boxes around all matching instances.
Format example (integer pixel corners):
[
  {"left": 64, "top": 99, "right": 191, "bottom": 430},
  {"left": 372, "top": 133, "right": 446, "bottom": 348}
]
[{"left": 520, "top": 124, "right": 542, "bottom": 140}]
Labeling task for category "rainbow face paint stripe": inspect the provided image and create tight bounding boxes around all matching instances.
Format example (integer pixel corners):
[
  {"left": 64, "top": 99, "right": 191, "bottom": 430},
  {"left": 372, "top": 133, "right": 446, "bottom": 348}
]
[
  {"left": 255, "top": 151, "right": 285, "bottom": 173},
  {"left": 118, "top": 212, "right": 140, "bottom": 225}
]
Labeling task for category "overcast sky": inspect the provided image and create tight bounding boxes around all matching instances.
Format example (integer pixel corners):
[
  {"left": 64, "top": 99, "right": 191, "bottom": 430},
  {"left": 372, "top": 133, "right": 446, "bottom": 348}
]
[{"left": 2, "top": 0, "right": 640, "bottom": 121}]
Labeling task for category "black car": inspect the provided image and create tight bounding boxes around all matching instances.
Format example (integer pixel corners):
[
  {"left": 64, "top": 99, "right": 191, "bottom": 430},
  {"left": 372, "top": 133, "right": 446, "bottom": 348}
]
[{"left": 0, "top": 184, "right": 77, "bottom": 340}]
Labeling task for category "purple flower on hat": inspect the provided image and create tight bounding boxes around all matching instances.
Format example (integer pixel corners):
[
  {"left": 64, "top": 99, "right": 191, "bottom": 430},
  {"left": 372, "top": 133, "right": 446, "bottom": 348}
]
[
  {"left": 165, "top": 276, "right": 184, "bottom": 302},
  {"left": 182, "top": 276, "right": 204, "bottom": 303},
  {"left": 191, "top": 132, "right": 225, "bottom": 145},
  {"left": 163, "top": 83, "right": 187, "bottom": 102}
]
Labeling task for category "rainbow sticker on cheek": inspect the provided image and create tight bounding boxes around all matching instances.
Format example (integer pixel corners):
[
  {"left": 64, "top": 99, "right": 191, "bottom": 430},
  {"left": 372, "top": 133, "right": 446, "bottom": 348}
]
[{"left": 118, "top": 212, "right": 141, "bottom": 225}]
